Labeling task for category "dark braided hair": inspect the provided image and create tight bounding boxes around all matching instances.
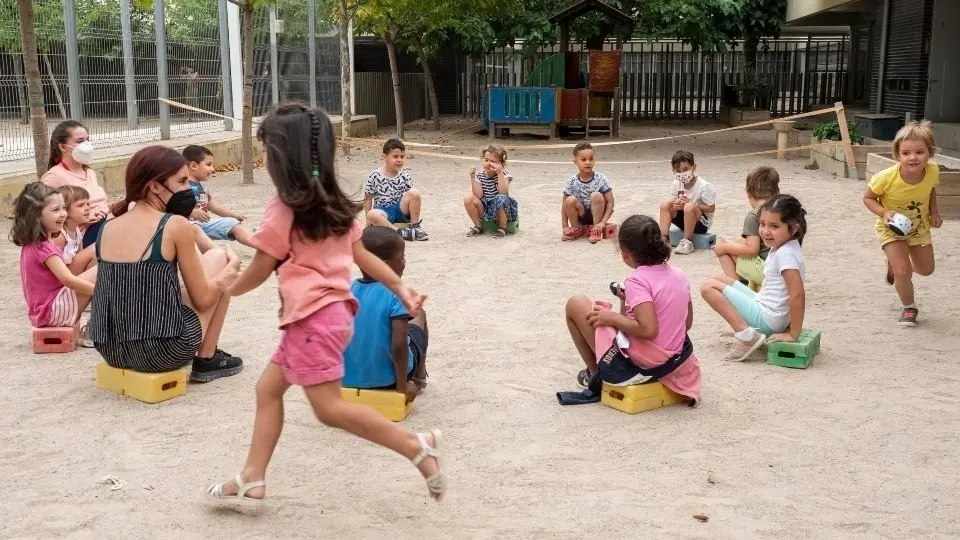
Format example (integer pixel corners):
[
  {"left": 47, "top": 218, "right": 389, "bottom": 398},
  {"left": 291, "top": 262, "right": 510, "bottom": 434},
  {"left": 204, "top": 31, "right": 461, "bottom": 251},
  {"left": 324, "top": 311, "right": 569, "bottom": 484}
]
[
  {"left": 618, "top": 215, "right": 671, "bottom": 266},
  {"left": 257, "top": 102, "right": 361, "bottom": 241},
  {"left": 760, "top": 194, "right": 808, "bottom": 246}
]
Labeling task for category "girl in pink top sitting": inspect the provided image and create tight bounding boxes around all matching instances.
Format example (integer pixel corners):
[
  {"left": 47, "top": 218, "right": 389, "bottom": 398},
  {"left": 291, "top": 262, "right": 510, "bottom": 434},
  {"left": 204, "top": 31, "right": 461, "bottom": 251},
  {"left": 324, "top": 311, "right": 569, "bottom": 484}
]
[
  {"left": 40, "top": 120, "right": 110, "bottom": 249},
  {"left": 207, "top": 104, "right": 446, "bottom": 509},
  {"left": 11, "top": 182, "right": 97, "bottom": 335},
  {"left": 564, "top": 214, "right": 701, "bottom": 403}
]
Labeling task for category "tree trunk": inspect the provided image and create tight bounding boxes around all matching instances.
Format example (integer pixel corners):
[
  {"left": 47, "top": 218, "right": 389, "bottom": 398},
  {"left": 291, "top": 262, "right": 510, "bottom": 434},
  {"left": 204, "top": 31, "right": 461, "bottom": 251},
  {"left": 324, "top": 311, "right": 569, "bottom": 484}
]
[
  {"left": 241, "top": 0, "right": 254, "bottom": 185},
  {"left": 412, "top": 36, "right": 440, "bottom": 131},
  {"left": 384, "top": 34, "right": 404, "bottom": 139},
  {"left": 12, "top": 55, "right": 29, "bottom": 125},
  {"left": 743, "top": 35, "right": 759, "bottom": 108},
  {"left": 17, "top": 0, "right": 49, "bottom": 177},
  {"left": 338, "top": 0, "right": 352, "bottom": 155}
]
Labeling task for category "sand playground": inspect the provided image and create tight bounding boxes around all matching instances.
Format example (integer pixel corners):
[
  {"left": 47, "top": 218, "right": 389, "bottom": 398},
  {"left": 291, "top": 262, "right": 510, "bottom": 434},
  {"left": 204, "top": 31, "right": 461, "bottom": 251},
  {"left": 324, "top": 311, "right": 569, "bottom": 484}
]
[{"left": 1, "top": 119, "right": 959, "bottom": 539}]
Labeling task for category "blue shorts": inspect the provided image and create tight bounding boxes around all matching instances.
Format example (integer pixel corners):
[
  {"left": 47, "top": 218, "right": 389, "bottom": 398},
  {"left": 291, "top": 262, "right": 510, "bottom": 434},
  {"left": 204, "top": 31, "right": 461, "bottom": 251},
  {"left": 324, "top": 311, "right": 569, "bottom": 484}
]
[
  {"left": 721, "top": 281, "right": 775, "bottom": 335},
  {"left": 372, "top": 323, "right": 428, "bottom": 390},
  {"left": 374, "top": 202, "right": 409, "bottom": 224},
  {"left": 196, "top": 217, "right": 240, "bottom": 240}
]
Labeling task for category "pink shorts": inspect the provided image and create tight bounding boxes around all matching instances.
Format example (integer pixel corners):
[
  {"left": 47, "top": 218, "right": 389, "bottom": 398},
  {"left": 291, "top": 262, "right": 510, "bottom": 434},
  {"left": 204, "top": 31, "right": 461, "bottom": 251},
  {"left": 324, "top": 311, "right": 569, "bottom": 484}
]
[
  {"left": 271, "top": 301, "right": 354, "bottom": 387},
  {"left": 46, "top": 287, "right": 79, "bottom": 327}
]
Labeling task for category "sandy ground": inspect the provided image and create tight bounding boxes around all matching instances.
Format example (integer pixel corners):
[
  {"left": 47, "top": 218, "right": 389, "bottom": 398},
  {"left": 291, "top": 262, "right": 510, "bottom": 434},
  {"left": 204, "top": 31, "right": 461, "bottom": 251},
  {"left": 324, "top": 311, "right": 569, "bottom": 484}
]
[{"left": 2, "top": 118, "right": 959, "bottom": 539}]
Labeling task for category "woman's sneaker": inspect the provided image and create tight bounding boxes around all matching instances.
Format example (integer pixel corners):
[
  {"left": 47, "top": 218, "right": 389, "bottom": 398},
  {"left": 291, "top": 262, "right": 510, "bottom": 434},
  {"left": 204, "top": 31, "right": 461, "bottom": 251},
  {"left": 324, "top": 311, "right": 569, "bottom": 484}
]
[
  {"left": 190, "top": 350, "right": 244, "bottom": 383},
  {"left": 898, "top": 307, "right": 918, "bottom": 327}
]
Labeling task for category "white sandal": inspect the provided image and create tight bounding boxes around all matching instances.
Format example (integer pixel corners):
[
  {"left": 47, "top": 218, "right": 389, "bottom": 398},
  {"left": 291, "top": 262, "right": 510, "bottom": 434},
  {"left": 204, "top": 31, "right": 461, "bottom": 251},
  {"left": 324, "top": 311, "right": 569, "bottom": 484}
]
[
  {"left": 412, "top": 429, "right": 446, "bottom": 502},
  {"left": 205, "top": 474, "right": 265, "bottom": 509}
]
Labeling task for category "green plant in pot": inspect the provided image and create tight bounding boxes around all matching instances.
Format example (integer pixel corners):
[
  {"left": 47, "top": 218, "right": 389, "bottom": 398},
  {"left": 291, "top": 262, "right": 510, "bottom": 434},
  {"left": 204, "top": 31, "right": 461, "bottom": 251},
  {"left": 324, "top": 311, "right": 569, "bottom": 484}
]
[{"left": 813, "top": 120, "right": 864, "bottom": 145}]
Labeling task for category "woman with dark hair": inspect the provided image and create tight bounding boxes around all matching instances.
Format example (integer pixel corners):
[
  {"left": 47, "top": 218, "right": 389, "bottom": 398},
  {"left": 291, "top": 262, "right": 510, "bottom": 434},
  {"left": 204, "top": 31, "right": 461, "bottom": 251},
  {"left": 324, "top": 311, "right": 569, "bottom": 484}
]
[
  {"left": 40, "top": 120, "right": 111, "bottom": 248},
  {"left": 88, "top": 145, "right": 243, "bottom": 381}
]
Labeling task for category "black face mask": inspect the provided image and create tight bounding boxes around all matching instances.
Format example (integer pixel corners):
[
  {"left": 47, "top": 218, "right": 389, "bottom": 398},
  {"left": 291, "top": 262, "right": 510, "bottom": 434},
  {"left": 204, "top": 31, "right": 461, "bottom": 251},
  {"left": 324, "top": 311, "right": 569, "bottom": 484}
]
[{"left": 162, "top": 185, "right": 197, "bottom": 218}]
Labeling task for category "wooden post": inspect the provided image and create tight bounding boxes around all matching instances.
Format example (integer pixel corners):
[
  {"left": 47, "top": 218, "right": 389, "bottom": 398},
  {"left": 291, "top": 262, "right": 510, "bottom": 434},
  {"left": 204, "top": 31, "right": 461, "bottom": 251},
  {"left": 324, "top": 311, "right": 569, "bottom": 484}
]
[{"left": 834, "top": 101, "right": 859, "bottom": 179}]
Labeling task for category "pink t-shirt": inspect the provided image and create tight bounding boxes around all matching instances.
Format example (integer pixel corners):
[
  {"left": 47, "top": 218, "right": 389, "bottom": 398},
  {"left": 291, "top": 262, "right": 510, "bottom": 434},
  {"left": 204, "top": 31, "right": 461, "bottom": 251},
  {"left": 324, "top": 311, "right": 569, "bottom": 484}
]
[
  {"left": 20, "top": 240, "right": 66, "bottom": 327},
  {"left": 41, "top": 164, "right": 110, "bottom": 218},
  {"left": 249, "top": 197, "right": 362, "bottom": 327},
  {"left": 624, "top": 263, "right": 690, "bottom": 352}
]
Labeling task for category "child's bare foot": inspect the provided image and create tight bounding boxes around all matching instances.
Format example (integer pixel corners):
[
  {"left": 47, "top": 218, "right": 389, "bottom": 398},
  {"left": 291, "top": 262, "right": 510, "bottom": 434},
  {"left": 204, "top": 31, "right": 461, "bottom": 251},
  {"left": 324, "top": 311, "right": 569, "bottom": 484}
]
[{"left": 411, "top": 430, "right": 446, "bottom": 501}]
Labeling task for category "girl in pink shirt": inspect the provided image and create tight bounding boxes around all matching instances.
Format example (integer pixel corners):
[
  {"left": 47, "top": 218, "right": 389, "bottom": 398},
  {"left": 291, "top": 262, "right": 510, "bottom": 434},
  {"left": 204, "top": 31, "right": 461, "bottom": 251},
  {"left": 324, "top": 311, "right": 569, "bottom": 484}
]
[
  {"left": 40, "top": 121, "right": 110, "bottom": 249},
  {"left": 11, "top": 182, "right": 97, "bottom": 330},
  {"left": 564, "top": 214, "right": 701, "bottom": 403},
  {"left": 207, "top": 104, "right": 446, "bottom": 509}
]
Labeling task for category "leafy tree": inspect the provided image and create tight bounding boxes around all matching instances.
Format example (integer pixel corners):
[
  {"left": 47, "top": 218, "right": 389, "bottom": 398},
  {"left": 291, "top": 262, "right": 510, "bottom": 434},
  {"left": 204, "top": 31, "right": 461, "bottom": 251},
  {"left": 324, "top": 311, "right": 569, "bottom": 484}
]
[{"left": 355, "top": 0, "right": 406, "bottom": 137}]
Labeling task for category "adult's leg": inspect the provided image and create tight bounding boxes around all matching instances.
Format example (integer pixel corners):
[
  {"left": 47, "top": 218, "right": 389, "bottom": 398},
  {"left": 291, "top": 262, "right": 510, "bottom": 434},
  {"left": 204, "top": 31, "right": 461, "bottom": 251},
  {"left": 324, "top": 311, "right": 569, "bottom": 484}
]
[
  {"left": 304, "top": 380, "right": 442, "bottom": 499},
  {"left": 212, "top": 362, "right": 291, "bottom": 499},
  {"left": 565, "top": 295, "right": 598, "bottom": 374},
  {"left": 400, "top": 189, "right": 422, "bottom": 224},
  {"left": 682, "top": 202, "right": 703, "bottom": 240},
  {"left": 463, "top": 194, "right": 483, "bottom": 227},
  {"left": 180, "top": 247, "right": 231, "bottom": 358},
  {"left": 884, "top": 241, "right": 915, "bottom": 306},
  {"left": 699, "top": 275, "right": 751, "bottom": 333}
]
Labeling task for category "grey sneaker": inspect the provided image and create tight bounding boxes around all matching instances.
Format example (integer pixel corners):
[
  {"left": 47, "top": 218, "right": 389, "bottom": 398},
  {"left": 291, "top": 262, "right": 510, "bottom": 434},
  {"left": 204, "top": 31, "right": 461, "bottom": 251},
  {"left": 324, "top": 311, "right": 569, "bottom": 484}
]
[
  {"left": 413, "top": 226, "right": 429, "bottom": 241},
  {"left": 898, "top": 307, "right": 918, "bottom": 327},
  {"left": 724, "top": 329, "right": 766, "bottom": 361},
  {"left": 674, "top": 238, "right": 695, "bottom": 255}
]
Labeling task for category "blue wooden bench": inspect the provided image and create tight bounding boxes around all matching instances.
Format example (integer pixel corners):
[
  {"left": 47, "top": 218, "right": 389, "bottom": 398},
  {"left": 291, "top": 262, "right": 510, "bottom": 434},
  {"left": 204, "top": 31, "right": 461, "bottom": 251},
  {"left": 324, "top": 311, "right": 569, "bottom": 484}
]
[{"left": 486, "top": 86, "right": 559, "bottom": 139}]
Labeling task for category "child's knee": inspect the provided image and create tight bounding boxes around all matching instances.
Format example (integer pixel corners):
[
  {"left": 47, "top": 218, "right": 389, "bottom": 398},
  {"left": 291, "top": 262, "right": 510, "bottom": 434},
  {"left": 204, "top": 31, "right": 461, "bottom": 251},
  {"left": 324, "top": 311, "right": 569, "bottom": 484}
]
[
  {"left": 462, "top": 194, "right": 476, "bottom": 206},
  {"left": 659, "top": 198, "right": 674, "bottom": 210},
  {"left": 589, "top": 192, "right": 604, "bottom": 205},
  {"left": 565, "top": 294, "right": 591, "bottom": 316},
  {"left": 365, "top": 209, "right": 381, "bottom": 221},
  {"left": 889, "top": 257, "right": 913, "bottom": 278},
  {"left": 683, "top": 201, "right": 698, "bottom": 214},
  {"left": 699, "top": 277, "right": 722, "bottom": 297},
  {"left": 310, "top": 397, "right": 344, "bottom": 428},
  {"left": 915, "top": 262, "right": 935, "bottom": 276},
  {"left": 405, "top": 188, "right": 421, "bottom": 201},
  {"left": 563, "top": 195, "right": 579, "bottom": 210}
]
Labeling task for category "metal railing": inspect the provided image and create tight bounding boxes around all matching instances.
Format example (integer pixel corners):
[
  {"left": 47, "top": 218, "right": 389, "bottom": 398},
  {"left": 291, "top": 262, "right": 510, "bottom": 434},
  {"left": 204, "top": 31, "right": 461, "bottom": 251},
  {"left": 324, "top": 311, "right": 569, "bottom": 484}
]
[
  {"left": 0, "top": 0, "right": 341, "bottom": 163},
  {"left": 355, "top": 72, "right": 426, "bottom": 127}
]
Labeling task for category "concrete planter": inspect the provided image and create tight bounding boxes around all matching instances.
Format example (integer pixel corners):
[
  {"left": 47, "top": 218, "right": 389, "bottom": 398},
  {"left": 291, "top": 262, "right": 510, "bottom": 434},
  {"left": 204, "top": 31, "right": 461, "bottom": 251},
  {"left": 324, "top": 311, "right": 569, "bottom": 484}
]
[
  {"left": 718, "top": 105, "right": 771, "bottom": 130},
  {"left": 809, "top": 138, "right": 870, "bottom": 179}
]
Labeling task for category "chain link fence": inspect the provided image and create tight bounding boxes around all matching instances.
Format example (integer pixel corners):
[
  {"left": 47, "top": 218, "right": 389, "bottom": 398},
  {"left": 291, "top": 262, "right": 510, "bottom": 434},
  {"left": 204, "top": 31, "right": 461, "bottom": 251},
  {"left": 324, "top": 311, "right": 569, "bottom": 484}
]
[{"left": 0, "top": 0, "right": 341, "bottom": 163}]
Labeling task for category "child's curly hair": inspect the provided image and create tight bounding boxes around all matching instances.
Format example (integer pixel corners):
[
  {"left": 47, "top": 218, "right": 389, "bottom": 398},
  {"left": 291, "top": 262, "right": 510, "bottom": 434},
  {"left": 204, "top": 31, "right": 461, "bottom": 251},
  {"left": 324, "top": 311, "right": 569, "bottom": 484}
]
[
  {"left": 618, "top": 215, "right": 671, "bottom": 266},
  {"left": 481, "top": 144, "right": 507, "bottom": 165},
  {"left": 10, "top": 182, "right": 60, "bottom": 247}
]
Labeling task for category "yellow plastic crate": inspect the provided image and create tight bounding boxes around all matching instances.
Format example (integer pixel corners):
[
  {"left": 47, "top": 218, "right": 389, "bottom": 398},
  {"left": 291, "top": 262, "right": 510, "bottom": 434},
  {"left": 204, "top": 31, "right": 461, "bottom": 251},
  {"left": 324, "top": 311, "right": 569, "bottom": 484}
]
[
  {"left": 600, "top": 382, "right": 689, "bottom": 414},
  {"left": 341, "top": 387, "right": 413, "bottom": 421},
  {"left": 96, "top": 363, "right": 187, "bottom": 404}
]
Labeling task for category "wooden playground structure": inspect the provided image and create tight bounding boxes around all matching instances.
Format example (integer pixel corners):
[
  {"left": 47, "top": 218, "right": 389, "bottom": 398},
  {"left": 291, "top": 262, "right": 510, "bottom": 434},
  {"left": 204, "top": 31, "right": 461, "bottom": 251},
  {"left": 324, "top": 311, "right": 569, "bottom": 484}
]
[{"left": 485, "top": 0, "right": 632, "bottom": 140}]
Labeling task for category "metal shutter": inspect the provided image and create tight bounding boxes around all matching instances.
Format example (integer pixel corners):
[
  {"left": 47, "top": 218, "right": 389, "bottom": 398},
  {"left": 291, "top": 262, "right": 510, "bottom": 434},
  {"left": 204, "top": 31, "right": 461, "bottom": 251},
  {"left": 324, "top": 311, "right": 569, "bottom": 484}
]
[{"left": 882, "top": 0, "right": 935, "bottom": 118}]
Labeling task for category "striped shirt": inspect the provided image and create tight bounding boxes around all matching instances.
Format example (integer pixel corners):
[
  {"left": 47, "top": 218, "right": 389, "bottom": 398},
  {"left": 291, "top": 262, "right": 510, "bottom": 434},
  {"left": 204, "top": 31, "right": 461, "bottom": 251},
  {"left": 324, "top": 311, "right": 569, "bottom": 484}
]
[
  {"left": 365, "top": 169, "right": 413, "bottom": 207},
  {"left": 474, "top": 170, "right": 512, "bottom": 201}
]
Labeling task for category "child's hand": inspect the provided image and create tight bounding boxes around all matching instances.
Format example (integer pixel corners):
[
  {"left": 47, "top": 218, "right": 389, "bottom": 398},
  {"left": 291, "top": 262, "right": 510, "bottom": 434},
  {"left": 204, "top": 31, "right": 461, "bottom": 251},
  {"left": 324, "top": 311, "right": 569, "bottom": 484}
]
[
  {"left": 403, "top": 381, "right": 421, "bottom": 401},
  {"left": 932, "top": 212, "right": 943, "bottom": 228},
  {"left": 191, "top": 208, "right": 210, "bottom": 222},
  {"left": 469, "top": 167, "right": 476, "bottom": 178},
  {"left": 766, "top": 333, "right": 795, "bottom": 343},
  {"left": 884, "top": 211, "right": 897, "bottom": 224},
  {"left": 490, "top": 161, "right": 502, "bottom": 173},
  {"left": 586, "top": 307, "right": 618, "bottom": 328},
  {"left": 236, "top": 214, "right": 246, "bottom": 222}
]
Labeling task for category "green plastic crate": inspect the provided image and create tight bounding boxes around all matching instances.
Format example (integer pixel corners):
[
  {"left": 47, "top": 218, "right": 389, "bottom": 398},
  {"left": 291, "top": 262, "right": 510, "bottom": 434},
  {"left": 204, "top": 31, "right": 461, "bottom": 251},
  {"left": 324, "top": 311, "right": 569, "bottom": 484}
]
[
  {"left": 482, "top": 220, "right": 519, "bottom": 234},
  {"left": 766, "top": 328, "right": 821, "bottom": 369}
]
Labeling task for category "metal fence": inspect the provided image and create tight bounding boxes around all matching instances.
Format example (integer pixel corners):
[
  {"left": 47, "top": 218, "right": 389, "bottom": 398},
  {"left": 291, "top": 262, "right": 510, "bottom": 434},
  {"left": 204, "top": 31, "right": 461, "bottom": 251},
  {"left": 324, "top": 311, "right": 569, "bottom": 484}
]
[
  {"left": 460, "top": 36, "right": 861, "bottom": 120},
  {"left": 0, "top": 0, "right": 341, "bottom": 163},
  {"left": 355, "top": 72, "right": 426, "bottom": 127}
]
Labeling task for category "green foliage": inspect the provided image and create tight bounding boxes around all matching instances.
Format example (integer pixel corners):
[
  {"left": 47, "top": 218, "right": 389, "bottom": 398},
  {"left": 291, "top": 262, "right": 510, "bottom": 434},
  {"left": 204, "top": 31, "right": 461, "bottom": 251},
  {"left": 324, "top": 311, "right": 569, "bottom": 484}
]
[{"left": 813, "top": 120, "right": 864, "bottom": 145}]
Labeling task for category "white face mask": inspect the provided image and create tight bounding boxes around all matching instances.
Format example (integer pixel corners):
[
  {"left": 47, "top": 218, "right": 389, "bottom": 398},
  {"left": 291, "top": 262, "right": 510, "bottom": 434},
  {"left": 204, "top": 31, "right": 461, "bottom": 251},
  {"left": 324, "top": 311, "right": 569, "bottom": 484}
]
[
  {"left": 68, "top": 141, "right": 95, "bottom": 165},
  {"left": 674, "top": 170, "right": 694, "bottom": 184}
]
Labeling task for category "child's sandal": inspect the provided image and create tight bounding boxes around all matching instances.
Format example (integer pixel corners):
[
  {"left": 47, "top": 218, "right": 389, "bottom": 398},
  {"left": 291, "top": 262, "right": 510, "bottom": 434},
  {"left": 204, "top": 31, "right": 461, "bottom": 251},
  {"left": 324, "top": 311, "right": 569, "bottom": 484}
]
[
  {"left": 466, "top": 226, "right": 482, "bottom": 237},
  {"left": 205, "top": 474, "right": 266, "bottom": 510},
  {"left": 562, "top": 227, "right": 583, "bottom": 241},
  {"left": 494, "top": 227, "right": 507, "bottom": 238},
  {"left": 588, "top": 227, "right": 602, "bottom": 244},
  {"left": 411, "top": 429, "right": 446, "bottom": 502}
]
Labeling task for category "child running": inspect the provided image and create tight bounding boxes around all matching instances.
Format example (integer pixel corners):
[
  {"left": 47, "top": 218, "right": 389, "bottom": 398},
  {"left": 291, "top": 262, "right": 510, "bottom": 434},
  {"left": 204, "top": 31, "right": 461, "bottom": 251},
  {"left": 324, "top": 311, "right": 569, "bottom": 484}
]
[
  {"left": 55, "top": 185, "right": 97, "bottom": 275},
  {"left": 364, "top": 139, "right": 428, "bottom": 241},
  {"left": 11, "top": 182, "right": 97, "bottom": 331},
  {"left": 564, "top": 215, "right": 701, "bottom": 403},
  {"left": 562, "top": 142, "right": 615, "bottom": 244},
  {"left": 464, "top": 144, "right": 519, "bottom": 238},
  {"left": 659, "top": 150, "right": 716, "bottom": 255},
  {"left": 713, "top": 166, "right": 780, "bottom": 284},
  {"left": 700, "top": 195, "right": 807, "bottom": 361},
  {"left": 182, "top": 145, "right": 256, "bottom": 249},
  {"left": 862, "top": 120, "right": 941, "bottom": 327},
  {"left": 343, "top": 226, "right": 429, "bottom": 395},
  {"left": 206, "top": 104, "right": 445, "bottom": 508}
]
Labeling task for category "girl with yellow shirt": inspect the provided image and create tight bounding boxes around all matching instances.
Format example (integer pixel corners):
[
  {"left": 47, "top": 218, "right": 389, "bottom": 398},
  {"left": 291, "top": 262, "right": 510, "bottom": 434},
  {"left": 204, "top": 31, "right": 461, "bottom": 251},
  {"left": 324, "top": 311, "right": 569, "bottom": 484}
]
[{"left": 863, "top": 121, "right": 942, "bottom": 327}]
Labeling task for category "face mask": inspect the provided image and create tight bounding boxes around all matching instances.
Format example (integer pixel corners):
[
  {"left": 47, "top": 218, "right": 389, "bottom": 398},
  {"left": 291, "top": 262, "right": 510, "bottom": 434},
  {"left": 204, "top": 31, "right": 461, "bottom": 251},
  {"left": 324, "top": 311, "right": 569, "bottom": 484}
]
[
  {"left": 674, "top": 170, "right": 694, "bottom": 184},
  {"left": 68, "top": 141, "right": 95, "bottom": 165},
  {"left": 162, "top": 185, "right": 197, "bottom": 218}
]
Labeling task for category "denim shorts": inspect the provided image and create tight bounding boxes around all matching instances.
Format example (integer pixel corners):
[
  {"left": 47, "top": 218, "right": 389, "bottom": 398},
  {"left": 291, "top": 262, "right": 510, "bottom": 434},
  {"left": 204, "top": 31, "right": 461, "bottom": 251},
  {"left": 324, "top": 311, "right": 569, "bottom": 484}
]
[
  {"left": 374, "top": 202, "right": 408, "bottom": 224},
  {"left": 197, "top": 217, "right": 240, "bottom": 240},
  {"left": 721, "top": 281, "right": 775, "bottom": 335}
]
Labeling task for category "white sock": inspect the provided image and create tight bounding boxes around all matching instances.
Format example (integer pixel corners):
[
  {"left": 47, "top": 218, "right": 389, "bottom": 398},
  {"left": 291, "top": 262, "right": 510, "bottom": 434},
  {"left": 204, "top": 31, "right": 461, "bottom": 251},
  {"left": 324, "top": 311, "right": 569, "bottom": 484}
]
[
  {"left": 734, "top": 327, "right": 757, "bottom": 342},
  {"left": 903, "top": 303, "right": 917, "bottom": 310}
]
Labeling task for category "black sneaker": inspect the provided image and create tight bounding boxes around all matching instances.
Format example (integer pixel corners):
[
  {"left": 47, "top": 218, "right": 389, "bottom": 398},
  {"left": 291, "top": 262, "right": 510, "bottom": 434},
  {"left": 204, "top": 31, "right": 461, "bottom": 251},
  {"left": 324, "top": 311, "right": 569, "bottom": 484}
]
[
  {"left": 898, "top": 307, "right": 918, "bottom": 327},
  {"left": 190, "top": 350, "right": 244, "bottom": 383}
]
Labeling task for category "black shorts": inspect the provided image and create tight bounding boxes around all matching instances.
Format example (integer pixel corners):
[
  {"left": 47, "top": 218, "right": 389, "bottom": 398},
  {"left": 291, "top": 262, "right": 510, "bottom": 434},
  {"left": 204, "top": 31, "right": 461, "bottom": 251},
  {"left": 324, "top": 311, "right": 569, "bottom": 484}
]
[
  {"left": 671, "top": 210, "right": 709, "bottom": 235},
  {"left": 372, "top": 323, "right": 428, "bottom": 390},
  {"left": 578, "top": 208, "right": 594, "bottom": 225}
]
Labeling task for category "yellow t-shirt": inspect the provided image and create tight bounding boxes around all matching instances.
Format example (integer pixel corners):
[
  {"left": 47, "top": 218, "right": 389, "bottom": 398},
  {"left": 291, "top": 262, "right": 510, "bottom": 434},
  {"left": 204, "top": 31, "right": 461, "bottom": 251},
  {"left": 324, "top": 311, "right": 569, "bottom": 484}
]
[{"left": 867, "top": 162, "right": 939, "bottom": 245}]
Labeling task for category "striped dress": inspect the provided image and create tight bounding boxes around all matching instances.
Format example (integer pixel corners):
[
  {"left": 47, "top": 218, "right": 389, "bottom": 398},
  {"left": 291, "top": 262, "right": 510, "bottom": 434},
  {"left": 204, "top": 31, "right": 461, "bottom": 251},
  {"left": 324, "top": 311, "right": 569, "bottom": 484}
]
[{"left": 89, "top": 214, "right": 202, "bottom": 373}]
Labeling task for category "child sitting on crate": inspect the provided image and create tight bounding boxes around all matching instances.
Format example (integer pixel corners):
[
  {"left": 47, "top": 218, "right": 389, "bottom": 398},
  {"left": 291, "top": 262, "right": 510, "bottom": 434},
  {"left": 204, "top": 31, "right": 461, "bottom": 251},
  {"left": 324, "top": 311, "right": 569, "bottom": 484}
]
[
  {"left": 713, "top": 166, "right": 781, "bottom": 286},
  {"left": 343, "top": 226, "right": 429, "bottom": 396},
  {"left": 561, "top": 215, "right": 701, "bottom": 404},
  {"left": 182, "top": 145, "right": 256, "bottom": 250},
  {"left": 12, "top": 183, "right": 97, "bottom": 335},
  {"left": 54, "top": 185, "right": 97, "bottom": 275},
  {"left": 658, "top": 150, "right": 716, "bottom": 255},
  {"left": 561, "top": 142, "right": 616, "bottom": 244},
  {"left": 364, "top": 139, "right": 429, "bottom": 241},
  {"left": 463, "top": 144, "right": 519, "bottom": 238}
]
